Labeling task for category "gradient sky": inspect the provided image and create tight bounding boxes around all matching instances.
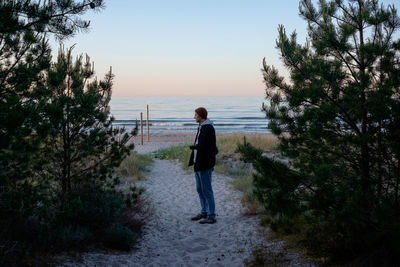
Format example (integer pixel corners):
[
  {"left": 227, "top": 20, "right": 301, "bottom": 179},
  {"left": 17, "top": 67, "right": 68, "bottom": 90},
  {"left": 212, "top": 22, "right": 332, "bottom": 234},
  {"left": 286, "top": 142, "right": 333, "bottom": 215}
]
[{"left": 53, "top": 0, "right": 399, "bottom": 97}]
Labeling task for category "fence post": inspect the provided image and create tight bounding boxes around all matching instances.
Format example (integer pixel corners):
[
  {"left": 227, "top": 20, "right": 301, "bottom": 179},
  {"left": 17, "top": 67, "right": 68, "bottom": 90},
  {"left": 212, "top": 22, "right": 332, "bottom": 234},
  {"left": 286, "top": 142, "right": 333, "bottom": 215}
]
[
  {"left": 146, "top": 104, "right": 150, "bottom": 142},
  {"left": 140, "top": 112, "right": 143, "bottom": 145}
]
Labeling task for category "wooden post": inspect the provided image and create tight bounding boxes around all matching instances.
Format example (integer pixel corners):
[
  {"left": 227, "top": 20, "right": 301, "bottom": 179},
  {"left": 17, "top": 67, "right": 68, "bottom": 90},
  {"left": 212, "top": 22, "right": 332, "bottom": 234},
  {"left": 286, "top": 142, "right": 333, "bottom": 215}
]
[
  {"left": 146, "top": 104, "right": 150, "bottom": 142},
  {"left": 140, "top": 112, "right": 143, "bottom": 145}
]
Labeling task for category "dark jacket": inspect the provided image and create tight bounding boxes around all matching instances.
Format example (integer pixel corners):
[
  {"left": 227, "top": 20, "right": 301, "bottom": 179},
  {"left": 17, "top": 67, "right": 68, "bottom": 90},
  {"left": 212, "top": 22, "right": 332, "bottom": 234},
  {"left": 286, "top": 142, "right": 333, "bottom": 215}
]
[{"left": 188, "top": 119, "right": 218, "bottom": 172}]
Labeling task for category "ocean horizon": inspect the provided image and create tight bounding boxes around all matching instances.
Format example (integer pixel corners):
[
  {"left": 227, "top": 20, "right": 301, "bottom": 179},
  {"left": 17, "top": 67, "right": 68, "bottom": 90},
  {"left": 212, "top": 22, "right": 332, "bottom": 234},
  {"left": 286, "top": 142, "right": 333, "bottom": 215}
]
[{"left": 110, "top": 96, "right": 270, "bottom": 133}]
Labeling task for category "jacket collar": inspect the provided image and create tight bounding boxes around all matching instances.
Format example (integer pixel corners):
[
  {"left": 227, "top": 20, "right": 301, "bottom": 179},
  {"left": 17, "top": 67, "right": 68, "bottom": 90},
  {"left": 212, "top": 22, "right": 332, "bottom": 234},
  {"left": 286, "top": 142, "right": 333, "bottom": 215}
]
[{"left": 200, "top": 118, "right": 213, "bottom": 127}]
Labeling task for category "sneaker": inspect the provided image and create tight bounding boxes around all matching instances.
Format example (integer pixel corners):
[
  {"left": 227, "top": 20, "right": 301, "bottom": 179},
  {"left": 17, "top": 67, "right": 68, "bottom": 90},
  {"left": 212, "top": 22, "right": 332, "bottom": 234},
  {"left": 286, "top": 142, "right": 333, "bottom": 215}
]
[
  {"left": 199, "top": 218, "right": 216, "bottom": 224},
  {"left": 191, "top": 214, "right": 207, "bottom": 221}
]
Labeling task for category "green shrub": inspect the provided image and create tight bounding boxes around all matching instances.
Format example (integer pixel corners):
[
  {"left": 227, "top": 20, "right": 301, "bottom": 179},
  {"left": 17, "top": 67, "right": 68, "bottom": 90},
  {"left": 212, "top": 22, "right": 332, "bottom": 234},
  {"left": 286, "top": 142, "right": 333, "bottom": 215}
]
[
  {"left": 55, "top": 187, "right": 125, "bottom": 230},
  {"left": 104, "top": 223, "right": 137, "bottom": 250},
  {"left": 57, "top": 225, "right": 92, "bottom": 248},
  {"left": 125, "top": 185, "right": 145, "bottom": 206}
]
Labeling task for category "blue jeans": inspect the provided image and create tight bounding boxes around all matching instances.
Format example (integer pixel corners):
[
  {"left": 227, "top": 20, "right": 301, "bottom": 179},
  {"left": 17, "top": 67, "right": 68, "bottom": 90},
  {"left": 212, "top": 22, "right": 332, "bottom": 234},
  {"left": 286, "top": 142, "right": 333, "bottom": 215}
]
[{"left": 195, "top": 168, "right": 215, "bottom": 219}]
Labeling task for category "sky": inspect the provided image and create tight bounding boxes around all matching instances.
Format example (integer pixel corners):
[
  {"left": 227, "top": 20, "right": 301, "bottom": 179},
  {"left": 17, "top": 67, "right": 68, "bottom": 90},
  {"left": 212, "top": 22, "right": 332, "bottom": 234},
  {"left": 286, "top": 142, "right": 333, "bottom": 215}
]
[{"left": 52, "top": 0, "right": 400, "bottom": 97}]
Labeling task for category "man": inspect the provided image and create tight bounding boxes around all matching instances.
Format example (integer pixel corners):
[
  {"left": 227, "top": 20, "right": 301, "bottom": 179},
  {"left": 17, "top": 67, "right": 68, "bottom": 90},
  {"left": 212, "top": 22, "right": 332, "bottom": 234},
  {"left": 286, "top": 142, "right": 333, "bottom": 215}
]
[{"left": 188, "top": 107, "right": 218, "bottom": 224}]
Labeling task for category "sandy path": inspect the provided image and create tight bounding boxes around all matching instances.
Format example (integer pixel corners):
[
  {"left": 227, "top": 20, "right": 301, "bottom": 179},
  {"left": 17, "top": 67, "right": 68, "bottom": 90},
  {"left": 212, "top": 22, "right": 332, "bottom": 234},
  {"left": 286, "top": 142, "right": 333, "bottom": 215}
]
[
  {"left": 60, "top": 158, "right": 307, "bottom": 266},
  {"left": 59, "top": 134, "right": 310, "bottom": 266},
  {"left": 131, "top": 159, "right": 264, "bottom": 266}
]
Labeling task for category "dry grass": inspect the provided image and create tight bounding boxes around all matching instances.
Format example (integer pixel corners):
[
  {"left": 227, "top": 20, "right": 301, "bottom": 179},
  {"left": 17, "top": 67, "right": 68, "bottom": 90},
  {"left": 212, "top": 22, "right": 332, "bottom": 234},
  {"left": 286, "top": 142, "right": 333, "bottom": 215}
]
[
  {"left": 153, "top": 145, "right": 192, "bottom": 170},
  {"left": 116, "top": 151, "right": 154, "bottom": 181},
  {"left": 216, "top": 133, "right": 278, "bottom": 155},
  {"left": 214, "top": 133, "right": 278, "bottom": 213}
]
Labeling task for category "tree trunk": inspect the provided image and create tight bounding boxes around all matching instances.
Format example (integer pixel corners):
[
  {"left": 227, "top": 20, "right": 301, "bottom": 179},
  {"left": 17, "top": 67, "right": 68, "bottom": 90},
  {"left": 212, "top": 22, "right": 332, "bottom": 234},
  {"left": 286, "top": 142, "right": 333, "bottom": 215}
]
[
  {"left": 62, "top": 124, "right": 68, "bottom": 193},
  {"left": 358, "top": 1, "right": 372, "bottom": 221}
]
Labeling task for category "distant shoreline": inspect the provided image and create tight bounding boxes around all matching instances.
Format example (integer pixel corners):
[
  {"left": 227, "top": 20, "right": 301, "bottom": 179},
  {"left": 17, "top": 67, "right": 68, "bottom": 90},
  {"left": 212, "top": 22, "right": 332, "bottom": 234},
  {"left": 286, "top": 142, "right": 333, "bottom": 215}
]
[{"left": 110, "top": 96, "right": 268, "bottom": 133}]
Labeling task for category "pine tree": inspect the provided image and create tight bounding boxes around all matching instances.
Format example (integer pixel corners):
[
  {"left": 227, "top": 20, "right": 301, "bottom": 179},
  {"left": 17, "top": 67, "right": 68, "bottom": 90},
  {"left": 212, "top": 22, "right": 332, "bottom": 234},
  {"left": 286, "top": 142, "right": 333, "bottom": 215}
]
[
  {"left": 239, "top": 0, "right": 400, "bottom": 262},
  {"left": 0, "top": 0, "right": 105, "bottom": 251},
  {"left": 43, "top": 47, "right": 134, "bottom": 193},
  {"left": 0, "top": 0, "right": 103, "bottom": 37},
  {"left": 0, "top": 0, "right": 103, "bottom": 196}
]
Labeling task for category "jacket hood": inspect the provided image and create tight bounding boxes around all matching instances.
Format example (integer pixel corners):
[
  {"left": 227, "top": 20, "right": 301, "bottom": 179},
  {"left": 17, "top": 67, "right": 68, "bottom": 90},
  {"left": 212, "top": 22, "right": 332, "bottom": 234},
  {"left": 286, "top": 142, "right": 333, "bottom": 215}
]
[{"left": 200, "top": 119, "right": 213, "bottom": 126}]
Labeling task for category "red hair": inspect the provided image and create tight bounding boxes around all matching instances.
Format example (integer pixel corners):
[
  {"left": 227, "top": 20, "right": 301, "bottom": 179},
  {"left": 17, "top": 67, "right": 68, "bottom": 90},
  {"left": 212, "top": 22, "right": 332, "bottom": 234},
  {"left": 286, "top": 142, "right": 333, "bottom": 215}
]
[{"left": 195, "top": 107, "right": 208, "bottom": 119}]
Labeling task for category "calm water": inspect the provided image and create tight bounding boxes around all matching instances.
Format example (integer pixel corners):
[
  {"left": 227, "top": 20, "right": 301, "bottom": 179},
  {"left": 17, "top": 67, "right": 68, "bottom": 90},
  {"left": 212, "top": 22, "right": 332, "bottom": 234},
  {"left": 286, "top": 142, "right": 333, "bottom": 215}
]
[{"left": 110, "top": 96, "right": 270, "bottom": 133}]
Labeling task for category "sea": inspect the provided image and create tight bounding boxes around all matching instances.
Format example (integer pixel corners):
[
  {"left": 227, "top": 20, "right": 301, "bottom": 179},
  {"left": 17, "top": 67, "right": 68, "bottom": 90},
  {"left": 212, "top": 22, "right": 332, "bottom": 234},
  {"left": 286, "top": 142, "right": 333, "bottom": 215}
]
[{"left": 110, "top": 96, "right": 270, "bottom": 133}]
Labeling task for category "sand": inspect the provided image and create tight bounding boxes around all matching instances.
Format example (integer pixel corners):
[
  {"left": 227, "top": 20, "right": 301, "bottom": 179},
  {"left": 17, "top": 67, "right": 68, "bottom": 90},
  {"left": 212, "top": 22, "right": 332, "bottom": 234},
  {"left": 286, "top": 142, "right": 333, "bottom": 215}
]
[
  {"left": 59, "top": 133, "right": 311, "bottom": 267},
  {"left": 131, "top": 132, "right": 195, "bottom": 154}
]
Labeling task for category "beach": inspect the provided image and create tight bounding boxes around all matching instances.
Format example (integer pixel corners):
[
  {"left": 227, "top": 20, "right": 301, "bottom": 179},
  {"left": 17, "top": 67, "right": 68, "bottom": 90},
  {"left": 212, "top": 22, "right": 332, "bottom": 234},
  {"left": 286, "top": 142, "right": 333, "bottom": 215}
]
[
  {"left": 131, "top": 132, "right": 195, "bottom": 154},
  {"left": 59, "top": 132, "right": 310, "bottom": 267},
  {"left": 131, "top": 132, "right": 276, "bottom": 154}
]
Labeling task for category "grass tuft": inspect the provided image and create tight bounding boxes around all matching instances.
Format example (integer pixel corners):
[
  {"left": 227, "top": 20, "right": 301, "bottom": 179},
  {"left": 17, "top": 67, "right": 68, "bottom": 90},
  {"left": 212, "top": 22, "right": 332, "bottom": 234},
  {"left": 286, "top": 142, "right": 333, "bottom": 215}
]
[
  {"left": 215, "top": 133, "right": 277, "bottom": 213},
  {"left": 153, "top": 145, "right": 192, "bottom": 170},
  {"left": 217, "top": 133, "right": 278, "bottom": 154},
  {"left": 116, "top": 151, "right": 154, "bottom": 180}
]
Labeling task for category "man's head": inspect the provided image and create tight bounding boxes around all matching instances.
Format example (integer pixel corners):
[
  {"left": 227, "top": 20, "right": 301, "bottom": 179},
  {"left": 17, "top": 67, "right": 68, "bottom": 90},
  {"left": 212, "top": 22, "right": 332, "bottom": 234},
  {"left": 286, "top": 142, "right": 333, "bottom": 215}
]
[{"left": 194, "top": 107, "right": 207, "bottom": 124}]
